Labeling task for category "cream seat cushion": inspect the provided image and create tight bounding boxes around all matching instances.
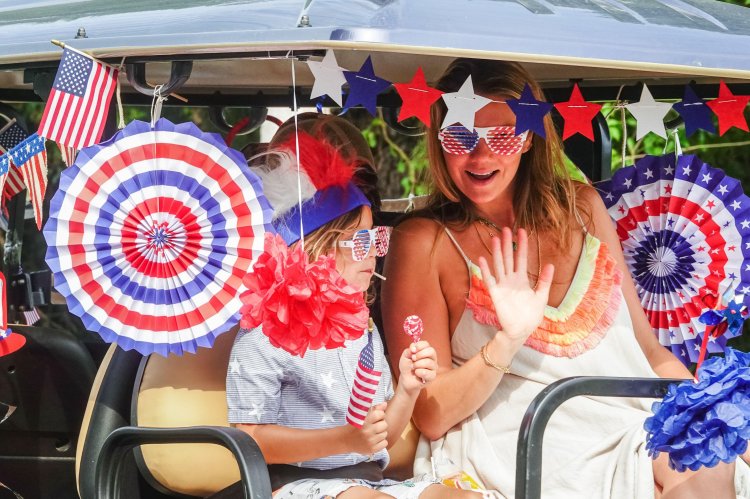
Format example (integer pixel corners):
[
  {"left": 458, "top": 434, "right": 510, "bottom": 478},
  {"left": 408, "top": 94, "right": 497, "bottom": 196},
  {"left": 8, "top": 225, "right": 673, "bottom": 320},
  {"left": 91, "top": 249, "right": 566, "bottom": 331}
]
[{"left": 137, "top": 326, "right": 420, "bottom": 496}]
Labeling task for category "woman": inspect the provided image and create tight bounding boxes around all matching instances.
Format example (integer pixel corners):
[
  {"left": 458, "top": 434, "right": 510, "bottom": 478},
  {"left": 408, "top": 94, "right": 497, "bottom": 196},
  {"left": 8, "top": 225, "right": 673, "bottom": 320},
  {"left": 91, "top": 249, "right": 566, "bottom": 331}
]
[{"left": 381, "top": 58, "right": 747, "bottom": 498}]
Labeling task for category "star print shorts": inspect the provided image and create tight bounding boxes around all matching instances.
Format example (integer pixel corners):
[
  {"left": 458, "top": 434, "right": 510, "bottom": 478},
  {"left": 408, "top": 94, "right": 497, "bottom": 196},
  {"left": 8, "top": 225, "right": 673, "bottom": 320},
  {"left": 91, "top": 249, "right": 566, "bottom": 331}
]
[{"left": 274, "top": 475, "right": 442, "bottom": 498}]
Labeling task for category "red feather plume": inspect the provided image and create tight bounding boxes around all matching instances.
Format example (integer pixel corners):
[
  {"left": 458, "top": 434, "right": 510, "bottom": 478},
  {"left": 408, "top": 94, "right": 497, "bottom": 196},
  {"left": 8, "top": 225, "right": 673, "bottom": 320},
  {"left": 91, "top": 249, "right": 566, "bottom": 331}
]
[{"left": 277, "top": 130, "right": 359, "bottom": 190}]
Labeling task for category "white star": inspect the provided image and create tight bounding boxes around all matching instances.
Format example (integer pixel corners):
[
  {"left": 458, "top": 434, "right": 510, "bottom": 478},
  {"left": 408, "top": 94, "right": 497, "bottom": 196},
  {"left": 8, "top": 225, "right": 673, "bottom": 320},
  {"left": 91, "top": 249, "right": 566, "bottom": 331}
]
[
  {"left": 741, "top": 220, "right": 750, "bottom": 229},
  {"left": 742, "top": 286, "right": 750, "bottom": 294},
  {"left": 731, "top": 200, "right": 742, "bottom": 210},
  {"left": 623, "top": 178, "right": 633, "bottom": 188},
  {"left": 307, "top": 50, "right": 346, "bottom": 106},
  {"left": 682, "top": 165, "right": 692, "bottom": 176},
  {"left": 694, "top": 343, "right": 701, "bottom": 352},
  {"left": 228, "top": 358, "right": 241, "bottom": 374},
  {"left": 320, "top": 406, "right": 335, "bottom": 424},
  {"left": 718, "top": 184, "right": 729, "bottom": 195},
  {"left": 664, "top": 165, "right": 675, "bottom": 176},
  {"left": 626, "top": 85, "right": 672, "bottom": 140},
  {"left": 440, "top": 75, "right": 492, "bottom": 130},
  {"left": 695, "top": 213, "right": 704, "bottom": 222},
  {"left": 709, "top": 335, "right": 717, "bottom": 343},
  {"left": 701, "top": 173, "right": 712, "bottom": 183},
  {"left": 644, "top": 168, "right": 654, "bottom": 179},
  {"left": 247, "top": 402, "right": 265, "bottom": 422},
  {"left": 605, "top": 192, "right": 614, "bottom": 201},
  {"left": 320, "top": 371, "right": 336, "bottom": 390}
]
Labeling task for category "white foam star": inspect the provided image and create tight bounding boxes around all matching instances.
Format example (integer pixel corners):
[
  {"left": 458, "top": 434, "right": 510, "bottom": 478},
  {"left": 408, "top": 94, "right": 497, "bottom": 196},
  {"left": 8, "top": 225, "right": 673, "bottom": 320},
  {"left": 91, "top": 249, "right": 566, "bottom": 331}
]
[
  {"left": 307, "top": 50, "right": 346, "bottom": 106},
  {"left": 625, "top": 85, "right": 672, "bottom": 139},
  {"left": 440, "top": 75, "right": 492, "bottom": 130}
]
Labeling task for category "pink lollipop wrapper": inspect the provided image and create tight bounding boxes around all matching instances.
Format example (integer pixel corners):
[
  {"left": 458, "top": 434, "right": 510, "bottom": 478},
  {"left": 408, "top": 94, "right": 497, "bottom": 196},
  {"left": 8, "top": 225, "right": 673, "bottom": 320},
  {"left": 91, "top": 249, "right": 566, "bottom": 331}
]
[{"left": 403, "top": 315, "right": 423, "bottom": 343}]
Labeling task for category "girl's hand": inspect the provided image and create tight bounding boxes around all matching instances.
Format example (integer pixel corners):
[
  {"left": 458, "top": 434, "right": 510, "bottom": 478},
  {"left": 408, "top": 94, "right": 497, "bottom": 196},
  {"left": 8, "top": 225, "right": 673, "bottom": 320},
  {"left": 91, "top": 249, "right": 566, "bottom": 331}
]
[
  {"left": 398, "top": 340, "right": 438, "bottom": 394},
  {"left": 345, "top": 402, "right": 388, "bottom": 455},
  {"left": 477, "top": 228, "right": 554, "bottom": 353}
]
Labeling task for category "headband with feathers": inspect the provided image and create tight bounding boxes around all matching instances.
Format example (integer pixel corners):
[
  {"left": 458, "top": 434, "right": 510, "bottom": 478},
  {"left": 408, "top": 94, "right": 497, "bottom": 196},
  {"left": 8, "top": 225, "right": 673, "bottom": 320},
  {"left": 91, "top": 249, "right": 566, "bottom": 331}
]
[{"left": 254, "top": 130, "right": 370, "bottom": 244}]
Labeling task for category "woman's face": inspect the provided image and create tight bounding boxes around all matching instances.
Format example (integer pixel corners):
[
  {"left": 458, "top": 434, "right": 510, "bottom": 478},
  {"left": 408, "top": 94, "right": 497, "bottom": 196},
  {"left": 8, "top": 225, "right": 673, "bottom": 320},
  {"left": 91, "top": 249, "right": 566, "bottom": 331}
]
[
  {"left": 334, "top": 206, "right": 376, "bottom": 292},
  {"left": 442, "top": 95, "right": 532, "bottom": 210}
]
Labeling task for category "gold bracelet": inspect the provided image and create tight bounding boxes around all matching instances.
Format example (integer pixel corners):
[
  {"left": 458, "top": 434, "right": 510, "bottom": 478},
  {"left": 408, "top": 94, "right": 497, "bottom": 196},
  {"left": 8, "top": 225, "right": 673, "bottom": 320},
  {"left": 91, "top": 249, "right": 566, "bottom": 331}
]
[{"left": 480, "top": 342, "right": 511, "bottom": 374}]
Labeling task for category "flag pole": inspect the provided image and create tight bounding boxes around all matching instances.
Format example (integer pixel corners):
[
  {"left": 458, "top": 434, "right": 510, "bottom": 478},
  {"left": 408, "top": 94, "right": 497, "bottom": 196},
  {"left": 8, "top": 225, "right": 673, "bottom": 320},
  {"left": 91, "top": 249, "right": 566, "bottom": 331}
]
[
  {"left": 50, "top": 40, "right": 120, "bottom": 71},
  {"left": 49, "top": 40, "right": 189, "bottom": 103}
]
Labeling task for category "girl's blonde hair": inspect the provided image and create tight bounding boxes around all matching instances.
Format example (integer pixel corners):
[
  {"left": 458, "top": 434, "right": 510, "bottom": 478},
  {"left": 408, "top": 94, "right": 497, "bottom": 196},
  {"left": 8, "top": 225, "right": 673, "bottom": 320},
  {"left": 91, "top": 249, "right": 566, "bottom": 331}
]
[
  {"left": 298, "top": 207, "right": 364, "bottom": 262},
  {"left": 292, "top": 206, "right": 376, "bottom": 305},
  {"left": 426, "top": 58, "right": 578, "bottom": 247}
]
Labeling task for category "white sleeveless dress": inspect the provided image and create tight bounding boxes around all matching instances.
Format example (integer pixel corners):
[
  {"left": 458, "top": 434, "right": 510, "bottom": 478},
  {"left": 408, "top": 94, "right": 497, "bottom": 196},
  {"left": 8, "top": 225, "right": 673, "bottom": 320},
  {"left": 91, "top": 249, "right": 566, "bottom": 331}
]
[{"left": 413, "top": 228, "right": 750, "bottom": 498}]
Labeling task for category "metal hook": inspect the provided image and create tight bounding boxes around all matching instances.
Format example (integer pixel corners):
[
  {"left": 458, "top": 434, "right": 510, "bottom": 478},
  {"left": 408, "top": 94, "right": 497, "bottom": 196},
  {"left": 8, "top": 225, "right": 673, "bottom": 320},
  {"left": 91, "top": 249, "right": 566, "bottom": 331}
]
[
  {"left": 125, "top": 61, "right": 193, "bottom": 97},
  {"left": 381, "top": 107, "right": 426, "bottom": 137},
  {"left": 208, "top": 104, "right": 268, "bottom": 135}
]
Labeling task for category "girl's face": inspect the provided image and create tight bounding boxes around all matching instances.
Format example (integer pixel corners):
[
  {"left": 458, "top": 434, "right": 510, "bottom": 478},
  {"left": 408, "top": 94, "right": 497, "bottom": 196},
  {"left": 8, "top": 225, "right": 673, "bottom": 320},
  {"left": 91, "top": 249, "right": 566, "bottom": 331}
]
[
  {"left": 442, "top": 96, "right": 532, "bottom": 210},
  {"left": 334, "top": 206, "right": 376, "bottom": 292}
]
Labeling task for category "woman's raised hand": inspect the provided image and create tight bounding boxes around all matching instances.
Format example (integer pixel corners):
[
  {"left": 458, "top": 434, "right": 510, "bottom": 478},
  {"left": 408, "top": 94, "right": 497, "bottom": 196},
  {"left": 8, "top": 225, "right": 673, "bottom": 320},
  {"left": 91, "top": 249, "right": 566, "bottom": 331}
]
[{"left": 477, "top": 227, "right": 554, "bottom": 351}]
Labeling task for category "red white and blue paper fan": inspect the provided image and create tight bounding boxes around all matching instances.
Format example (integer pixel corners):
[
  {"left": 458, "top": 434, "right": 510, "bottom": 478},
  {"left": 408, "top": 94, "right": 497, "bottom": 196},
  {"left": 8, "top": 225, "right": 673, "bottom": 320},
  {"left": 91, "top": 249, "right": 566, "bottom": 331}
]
[
  {"left": 597, "top": 154, "right": 750, "bottom": 364},
  {"left": 43, "top": 118, "right": 273, "bottom": 356}
]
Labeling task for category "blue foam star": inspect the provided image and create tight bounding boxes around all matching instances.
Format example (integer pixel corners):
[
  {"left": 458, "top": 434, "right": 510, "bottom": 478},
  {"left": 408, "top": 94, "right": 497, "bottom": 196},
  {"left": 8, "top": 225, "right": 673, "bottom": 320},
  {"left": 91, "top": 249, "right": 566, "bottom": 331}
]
[
  {"left": 342, "top": 56, "right": 392, "bottom": 116},
  {"left": 672, "top": 86, "right": 716, "bottom": 137},
  {"left": 507, "top": 84, "right": 553, "bottom": 138}
]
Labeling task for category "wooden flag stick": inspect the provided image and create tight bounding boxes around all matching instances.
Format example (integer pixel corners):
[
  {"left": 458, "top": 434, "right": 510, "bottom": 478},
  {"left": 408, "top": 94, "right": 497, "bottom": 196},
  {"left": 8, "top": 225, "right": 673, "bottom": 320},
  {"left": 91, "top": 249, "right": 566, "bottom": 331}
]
[{"left": 50, "top": 40, "right": 189, "bottom": 103}]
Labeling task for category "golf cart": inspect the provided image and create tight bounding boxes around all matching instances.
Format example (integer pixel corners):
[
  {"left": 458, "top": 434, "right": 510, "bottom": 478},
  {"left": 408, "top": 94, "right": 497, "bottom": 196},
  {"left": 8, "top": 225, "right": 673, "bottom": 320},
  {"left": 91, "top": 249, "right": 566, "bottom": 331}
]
[{"left": 0, "top": 1, "right": 749, "bottom": 498}]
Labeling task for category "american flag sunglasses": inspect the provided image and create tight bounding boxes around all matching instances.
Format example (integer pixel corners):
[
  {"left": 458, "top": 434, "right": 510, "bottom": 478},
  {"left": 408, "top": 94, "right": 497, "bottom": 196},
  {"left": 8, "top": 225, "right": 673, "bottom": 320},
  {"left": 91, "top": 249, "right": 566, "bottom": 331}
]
[
  {"left": 438, "top": 125, "right": 528, "bottom": 156},
  {"left": 338, "top": 226, "right": 392, "bottom": 261}
]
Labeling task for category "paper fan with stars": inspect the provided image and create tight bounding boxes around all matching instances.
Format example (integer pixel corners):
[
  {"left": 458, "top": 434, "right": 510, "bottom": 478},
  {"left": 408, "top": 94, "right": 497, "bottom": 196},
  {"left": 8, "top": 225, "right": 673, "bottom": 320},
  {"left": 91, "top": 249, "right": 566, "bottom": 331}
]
[
  {"left": 597, "top": 153, "right": 750, "bottom": 364},
  {"left": 44, "top": 118, "right": 273, "bottom": 356}
]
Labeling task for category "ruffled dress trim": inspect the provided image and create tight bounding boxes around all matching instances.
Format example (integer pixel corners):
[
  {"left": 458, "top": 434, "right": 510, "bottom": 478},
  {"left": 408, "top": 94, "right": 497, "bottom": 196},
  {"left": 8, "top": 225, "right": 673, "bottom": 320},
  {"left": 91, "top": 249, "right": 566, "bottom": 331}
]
[{"left": 466, "top": 235, "right": 623, "bottom": 358}]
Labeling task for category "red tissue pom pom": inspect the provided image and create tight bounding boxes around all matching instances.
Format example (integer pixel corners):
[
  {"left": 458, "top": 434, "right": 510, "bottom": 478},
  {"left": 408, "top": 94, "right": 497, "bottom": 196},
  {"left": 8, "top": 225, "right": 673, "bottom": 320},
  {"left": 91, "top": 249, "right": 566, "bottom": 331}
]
[{"left": 241, "top": 233, "right": 369, "bottom": 357}]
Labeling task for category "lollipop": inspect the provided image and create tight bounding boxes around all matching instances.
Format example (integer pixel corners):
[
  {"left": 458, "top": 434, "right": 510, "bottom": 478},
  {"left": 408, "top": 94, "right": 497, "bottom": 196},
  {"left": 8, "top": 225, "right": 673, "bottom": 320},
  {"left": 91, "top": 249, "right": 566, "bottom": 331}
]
[{"left": 403, "top": 315, "right": 423, "bottom": 343}]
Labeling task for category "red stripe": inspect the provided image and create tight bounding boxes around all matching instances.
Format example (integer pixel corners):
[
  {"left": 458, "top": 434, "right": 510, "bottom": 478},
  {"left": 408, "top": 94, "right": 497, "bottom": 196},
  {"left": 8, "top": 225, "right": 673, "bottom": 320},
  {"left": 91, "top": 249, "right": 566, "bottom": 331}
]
[
  {"left": 615, "top": 195, "right": 725, "bottom": 334},
  {"left": 353, "top": 377, "right": 377, "bottom": 396},
  {"left": 78, "top": 63, "right": 107, "bottom": 148},
  {"left": 38, "top": 89, "right": 62, "bottom": 139},
  {"left": 120, "top": 197, "right": 202, "bottom": 278},
  {"left": 348, "top": 397, "right": 372, "bottom": 414},
  {"left": 57, "top": 142, "right": 261, "bottom": 331}
]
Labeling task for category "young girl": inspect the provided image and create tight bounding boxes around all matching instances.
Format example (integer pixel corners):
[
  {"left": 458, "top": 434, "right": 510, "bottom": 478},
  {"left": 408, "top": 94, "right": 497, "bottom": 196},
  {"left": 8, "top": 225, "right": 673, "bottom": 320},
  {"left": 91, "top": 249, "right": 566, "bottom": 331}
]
[{"left": 226, "top": 128, "right": 482, "bottom": 498}]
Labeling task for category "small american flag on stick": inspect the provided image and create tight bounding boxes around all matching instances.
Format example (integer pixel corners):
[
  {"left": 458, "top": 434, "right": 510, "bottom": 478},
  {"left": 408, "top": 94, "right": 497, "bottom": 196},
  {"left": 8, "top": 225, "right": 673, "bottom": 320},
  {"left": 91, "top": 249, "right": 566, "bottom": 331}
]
[
  {"left": 38, "top": 47, "right": 118, "bottom": 149},
  {"left": 346, "top": 332, "right": 382, "bottom": 428},
  {"left": 0, "top": 121, "right": 28, "bottom": 201},
  {"left": 9, "top": 134, "right": 47, "bottom": 229}
]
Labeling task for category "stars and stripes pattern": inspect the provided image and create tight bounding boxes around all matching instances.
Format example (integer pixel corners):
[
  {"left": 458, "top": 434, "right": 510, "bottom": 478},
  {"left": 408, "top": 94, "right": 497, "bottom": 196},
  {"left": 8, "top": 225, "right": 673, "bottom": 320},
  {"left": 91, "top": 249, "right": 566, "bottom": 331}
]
[
  {"left": 58, "top": 143, "right": 77, "bottom": 167},
  {"left": 597, "top": 154, "right": 750, "bottom": 364},
  {"left": 38, "top": 48, "right": 118, "bottom": 149},
  {"left": 346, "top": 332, "right": 382, "bottom": 427},
  {"left": 43, "top": 118, "right": 273, "bottom": 356},
  {"left": 9, "top": 134, "right": 47, "bottom": 229},
  {"left": 0, "top": 121, "right": 28, "bottom": 201},
  {"left": 23, "top": 308, "right": 40, "bottom": 326}
]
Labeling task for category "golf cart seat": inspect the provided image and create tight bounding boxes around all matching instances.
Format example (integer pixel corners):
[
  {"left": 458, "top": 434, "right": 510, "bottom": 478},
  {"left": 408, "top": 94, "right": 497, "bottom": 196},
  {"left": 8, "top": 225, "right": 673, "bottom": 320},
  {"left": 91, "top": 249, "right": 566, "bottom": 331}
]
[{"left": 75, "top": 326, "right": 419, "bottom": 499}]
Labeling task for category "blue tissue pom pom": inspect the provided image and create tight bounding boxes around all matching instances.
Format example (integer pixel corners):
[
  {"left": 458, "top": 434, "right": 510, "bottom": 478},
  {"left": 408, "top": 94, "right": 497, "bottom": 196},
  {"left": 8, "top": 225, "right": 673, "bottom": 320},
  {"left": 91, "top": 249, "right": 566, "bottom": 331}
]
[{"left": 644, "top": 348, "right": 750, "bottom": 471}]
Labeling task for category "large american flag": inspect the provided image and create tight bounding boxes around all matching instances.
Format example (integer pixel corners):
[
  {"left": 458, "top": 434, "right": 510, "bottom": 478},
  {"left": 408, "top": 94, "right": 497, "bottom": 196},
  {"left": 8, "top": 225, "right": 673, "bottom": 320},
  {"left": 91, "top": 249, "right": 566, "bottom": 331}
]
[
  {"left": 9, "top": 134, "right": 47, "bottom": 229},
  {"left": 0, "top": 121, "right": 28, "bottom": 201},
  {"left": 346, "top": 333, "right": 382, "bottom": 428},
  {"left": 38, "top": 48, "right": 118, "bottom": 149}
]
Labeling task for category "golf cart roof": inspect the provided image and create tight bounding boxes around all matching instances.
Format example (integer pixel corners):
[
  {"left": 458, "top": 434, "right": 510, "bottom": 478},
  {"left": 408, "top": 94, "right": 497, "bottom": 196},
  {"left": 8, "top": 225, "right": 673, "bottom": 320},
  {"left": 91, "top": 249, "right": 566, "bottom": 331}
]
[{"left": 0, "top": 0, "right": 749, "bottom": 102}]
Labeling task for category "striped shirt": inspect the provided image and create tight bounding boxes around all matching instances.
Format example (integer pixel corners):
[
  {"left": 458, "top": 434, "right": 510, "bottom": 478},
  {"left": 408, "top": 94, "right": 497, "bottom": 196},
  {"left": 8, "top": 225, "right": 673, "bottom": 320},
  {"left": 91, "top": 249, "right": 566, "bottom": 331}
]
[{"left": 226, "top": 326, "right": 394, "bottom": 470}]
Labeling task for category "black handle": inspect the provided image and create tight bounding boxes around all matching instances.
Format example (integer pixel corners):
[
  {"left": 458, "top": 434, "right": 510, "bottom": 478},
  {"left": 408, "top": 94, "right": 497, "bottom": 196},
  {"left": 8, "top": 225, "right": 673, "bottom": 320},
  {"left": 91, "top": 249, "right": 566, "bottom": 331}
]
[
  {"left": 125, "top": 61, "right": 193, "bottom": 97},
  {"left": 95, "top": 425, "right": 272, "bottom": 499},
  {"left": 515, "top": 376, "right": 682, "bottom": 499}
]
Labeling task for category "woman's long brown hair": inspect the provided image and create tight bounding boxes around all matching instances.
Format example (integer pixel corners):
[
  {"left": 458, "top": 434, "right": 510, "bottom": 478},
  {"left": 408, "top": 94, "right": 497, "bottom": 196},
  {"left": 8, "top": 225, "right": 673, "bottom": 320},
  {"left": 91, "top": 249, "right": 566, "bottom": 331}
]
[{"left": 425, "top": 58, "right": 579, "bottom": 248}]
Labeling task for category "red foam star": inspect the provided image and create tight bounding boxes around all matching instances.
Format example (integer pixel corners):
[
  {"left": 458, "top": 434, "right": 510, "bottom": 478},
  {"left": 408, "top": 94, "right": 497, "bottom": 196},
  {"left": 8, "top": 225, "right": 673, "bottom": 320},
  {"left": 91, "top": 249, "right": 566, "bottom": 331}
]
[
  {"left": 554, "top": 84, "right": 602, "bottom": 141},
  {"left": 706, "top": 81, "right": 750, "bottom": 135},
  {"left": 393, "top": 67, "right": 444, "bottom": 127}
]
